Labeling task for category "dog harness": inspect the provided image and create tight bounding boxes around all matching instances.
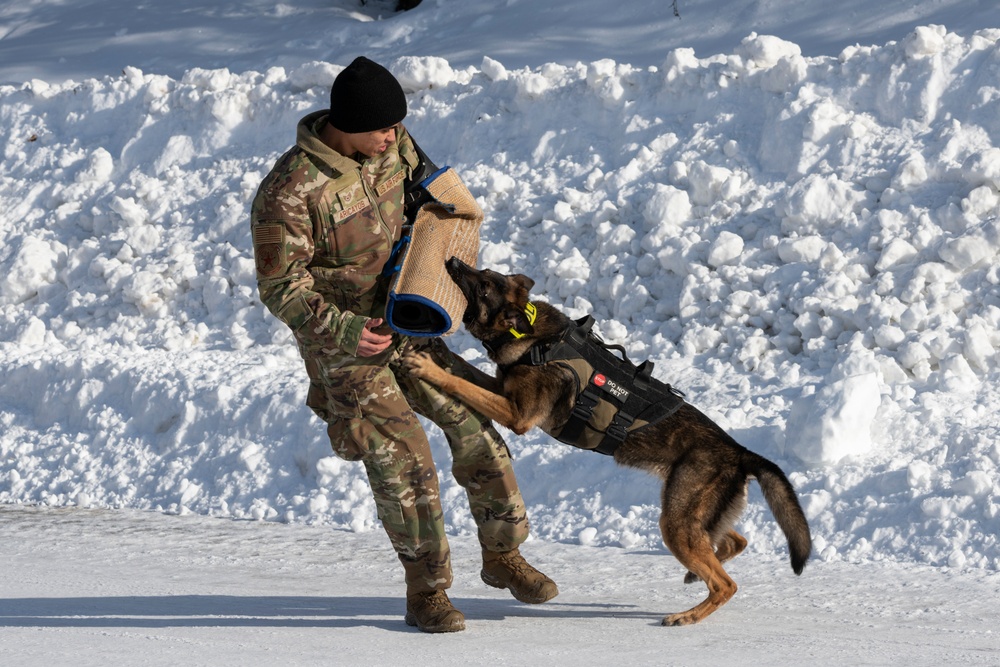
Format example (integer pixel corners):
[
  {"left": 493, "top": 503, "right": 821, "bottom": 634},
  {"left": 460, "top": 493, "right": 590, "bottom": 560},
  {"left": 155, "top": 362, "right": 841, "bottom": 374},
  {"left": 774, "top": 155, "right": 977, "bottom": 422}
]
[{"left": 516, "top": 309, "right": 686, "bottom": 456}]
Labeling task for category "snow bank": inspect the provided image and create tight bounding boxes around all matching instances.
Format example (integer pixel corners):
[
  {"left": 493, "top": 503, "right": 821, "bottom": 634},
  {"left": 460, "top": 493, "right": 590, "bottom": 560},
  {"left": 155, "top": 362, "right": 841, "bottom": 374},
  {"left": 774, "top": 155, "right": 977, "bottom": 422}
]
[{"left": 1, "top": 28, "right": 999, "bottom": 571}]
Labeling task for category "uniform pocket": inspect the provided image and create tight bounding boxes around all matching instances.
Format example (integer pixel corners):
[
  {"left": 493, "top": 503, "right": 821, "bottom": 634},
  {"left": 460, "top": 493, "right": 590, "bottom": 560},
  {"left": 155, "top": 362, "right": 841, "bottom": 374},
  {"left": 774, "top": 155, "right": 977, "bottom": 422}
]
[
  {"left": 374, "top": 496, "right": 405, "bottom": 525},
  {"left": 305, "top": 356, "right": 367, "bottom": 460}
]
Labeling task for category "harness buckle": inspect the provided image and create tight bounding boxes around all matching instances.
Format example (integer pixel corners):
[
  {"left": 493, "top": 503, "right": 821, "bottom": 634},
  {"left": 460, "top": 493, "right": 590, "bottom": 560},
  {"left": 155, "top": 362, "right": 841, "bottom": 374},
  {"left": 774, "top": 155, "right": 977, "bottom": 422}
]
[
  {"left": 558, "top": 385, "right": 599, "bottom": 445},
  {"left": 571, "top": 388, "right": 599, "bottom": 422},
  {"left": 605, "top": 411, "right": 634, "bottom": 444}
]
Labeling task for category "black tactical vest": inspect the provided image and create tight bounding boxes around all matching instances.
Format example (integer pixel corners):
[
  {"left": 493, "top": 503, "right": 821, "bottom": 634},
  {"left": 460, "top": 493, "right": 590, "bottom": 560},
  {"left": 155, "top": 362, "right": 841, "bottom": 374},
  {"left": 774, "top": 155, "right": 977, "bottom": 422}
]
[{"left": 531, "top": 316, "right": 686, "bottom": 456}]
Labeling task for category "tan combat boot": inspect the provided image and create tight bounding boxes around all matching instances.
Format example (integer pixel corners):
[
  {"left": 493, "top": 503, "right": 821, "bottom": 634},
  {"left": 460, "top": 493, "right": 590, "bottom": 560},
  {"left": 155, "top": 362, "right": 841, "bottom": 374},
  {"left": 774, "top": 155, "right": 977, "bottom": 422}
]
[
  {"left": 404, "top": 590, "right": 466, "bottom": 633},
  {"left": 481, "top": 548, "right": 559, "bottom": 604}
]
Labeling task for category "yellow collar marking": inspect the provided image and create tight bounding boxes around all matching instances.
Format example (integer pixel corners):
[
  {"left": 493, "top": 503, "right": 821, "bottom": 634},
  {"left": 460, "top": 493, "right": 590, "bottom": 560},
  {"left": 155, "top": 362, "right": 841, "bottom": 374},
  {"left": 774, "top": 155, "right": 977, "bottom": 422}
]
[{"left": 509, "top": 302, "right": 537, "bottom": 339}]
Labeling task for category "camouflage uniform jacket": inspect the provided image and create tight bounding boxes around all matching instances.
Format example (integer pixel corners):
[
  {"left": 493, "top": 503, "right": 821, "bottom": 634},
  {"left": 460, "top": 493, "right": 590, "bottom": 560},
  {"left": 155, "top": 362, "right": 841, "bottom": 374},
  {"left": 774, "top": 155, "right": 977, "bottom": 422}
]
[{"left": 250, "top": 110, "right": 420, "bottom": 357}]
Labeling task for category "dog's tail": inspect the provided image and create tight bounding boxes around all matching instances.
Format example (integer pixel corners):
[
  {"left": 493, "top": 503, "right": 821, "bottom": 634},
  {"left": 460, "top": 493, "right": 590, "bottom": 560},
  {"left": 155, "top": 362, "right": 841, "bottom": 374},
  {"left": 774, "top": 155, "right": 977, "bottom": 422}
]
[{"left": 744, "top": 451, "right": 812, "bottom": 574}]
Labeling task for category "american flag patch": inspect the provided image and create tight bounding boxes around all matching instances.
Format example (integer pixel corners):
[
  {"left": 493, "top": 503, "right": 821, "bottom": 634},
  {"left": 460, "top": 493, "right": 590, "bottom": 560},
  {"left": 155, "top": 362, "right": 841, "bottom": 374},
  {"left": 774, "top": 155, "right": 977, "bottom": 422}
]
[{"left": 253, "top": 224, "right": 283, "bottom": 245}]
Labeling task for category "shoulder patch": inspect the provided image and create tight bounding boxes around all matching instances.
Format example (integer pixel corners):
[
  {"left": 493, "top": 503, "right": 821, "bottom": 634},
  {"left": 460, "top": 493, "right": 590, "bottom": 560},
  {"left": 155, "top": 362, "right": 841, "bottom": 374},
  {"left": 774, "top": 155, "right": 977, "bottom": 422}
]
[{"left": 253, "top": 224, "right": 286, "bottom": 278}]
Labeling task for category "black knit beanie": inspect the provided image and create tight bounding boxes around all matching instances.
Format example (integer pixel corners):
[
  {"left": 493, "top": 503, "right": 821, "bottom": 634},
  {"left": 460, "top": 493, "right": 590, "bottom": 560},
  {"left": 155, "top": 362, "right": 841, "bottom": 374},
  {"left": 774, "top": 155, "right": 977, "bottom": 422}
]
[{"left": 328, "top": 56, "right": 407, "bottom": 133}]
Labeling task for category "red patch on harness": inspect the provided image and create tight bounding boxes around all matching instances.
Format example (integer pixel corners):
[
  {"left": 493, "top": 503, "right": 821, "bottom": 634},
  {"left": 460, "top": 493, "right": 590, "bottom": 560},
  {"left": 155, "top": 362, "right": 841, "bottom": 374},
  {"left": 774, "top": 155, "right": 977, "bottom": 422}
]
[{"left": 593, "top": 373, "right": 607, "bottom": 387}]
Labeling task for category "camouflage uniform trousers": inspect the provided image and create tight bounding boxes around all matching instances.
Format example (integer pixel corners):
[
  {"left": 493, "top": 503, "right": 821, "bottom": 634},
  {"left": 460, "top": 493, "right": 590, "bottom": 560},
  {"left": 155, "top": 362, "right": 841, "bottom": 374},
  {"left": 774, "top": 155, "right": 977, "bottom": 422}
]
[{"left": 304, "top": 336, "right": 529, "bottom": 593}]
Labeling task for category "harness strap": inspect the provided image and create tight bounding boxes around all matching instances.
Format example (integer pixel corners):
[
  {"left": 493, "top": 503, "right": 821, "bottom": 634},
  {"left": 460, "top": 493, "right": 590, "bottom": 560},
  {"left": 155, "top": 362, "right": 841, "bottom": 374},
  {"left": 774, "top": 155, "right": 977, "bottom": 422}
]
[
  {"left": 594, "top": 389, "right": 685, "bottom": 456},
  {"left": 558, "top": 381, "right": 602, "bottom": 445},
  {"left": 596, "top": 410, "right": 634, "bottom": 455},
  {"left": 635, "top": 359, "right": 654, "bottom": 392}
]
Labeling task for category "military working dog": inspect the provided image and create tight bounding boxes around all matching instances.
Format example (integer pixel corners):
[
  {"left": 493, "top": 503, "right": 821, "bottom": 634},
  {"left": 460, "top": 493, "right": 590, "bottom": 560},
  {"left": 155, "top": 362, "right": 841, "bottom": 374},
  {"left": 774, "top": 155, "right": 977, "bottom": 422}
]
[{"left": 404, "top": 257, "right": 812, "bottom": 626}]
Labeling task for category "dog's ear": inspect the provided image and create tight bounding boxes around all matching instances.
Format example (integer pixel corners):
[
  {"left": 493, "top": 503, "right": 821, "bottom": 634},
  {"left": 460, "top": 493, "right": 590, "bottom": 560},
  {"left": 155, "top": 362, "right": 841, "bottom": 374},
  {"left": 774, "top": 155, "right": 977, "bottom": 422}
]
[
  {"left": 501, "top": 305, "right": 534, "bottom": 334},
  {"left": 511, "top": 274, "right": 535, "bottom": 293}
]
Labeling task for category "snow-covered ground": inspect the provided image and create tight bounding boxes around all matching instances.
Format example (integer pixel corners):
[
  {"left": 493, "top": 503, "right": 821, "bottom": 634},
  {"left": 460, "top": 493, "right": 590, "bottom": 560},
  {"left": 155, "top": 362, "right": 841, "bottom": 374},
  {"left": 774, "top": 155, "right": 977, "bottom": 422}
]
[
  {"left": 2, "top": 504, "right": 998, "bottom": 666},
  {"left": 2, "top": 0, "right": 1000, "bottom": 664}
]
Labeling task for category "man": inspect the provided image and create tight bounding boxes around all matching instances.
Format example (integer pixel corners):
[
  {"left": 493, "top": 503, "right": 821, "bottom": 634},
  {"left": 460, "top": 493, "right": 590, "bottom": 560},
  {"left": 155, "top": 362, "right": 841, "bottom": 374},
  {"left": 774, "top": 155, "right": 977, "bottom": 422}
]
[{"left": 249, "top": 56, "right": 557, "bottom": 633}]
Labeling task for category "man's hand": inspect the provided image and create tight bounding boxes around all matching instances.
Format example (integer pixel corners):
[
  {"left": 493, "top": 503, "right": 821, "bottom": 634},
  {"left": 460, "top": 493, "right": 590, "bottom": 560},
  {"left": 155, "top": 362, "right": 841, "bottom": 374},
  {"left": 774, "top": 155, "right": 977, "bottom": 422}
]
[{"left": 356, "top": 318, "right": 393, "bottom": 357}]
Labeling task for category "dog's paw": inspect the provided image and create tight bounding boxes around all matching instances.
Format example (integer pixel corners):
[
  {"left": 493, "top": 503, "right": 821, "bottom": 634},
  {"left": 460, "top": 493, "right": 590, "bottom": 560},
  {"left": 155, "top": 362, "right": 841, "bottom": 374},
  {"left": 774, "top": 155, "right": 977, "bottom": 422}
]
[
  {"left": 662, "top": 611, "right": 698, "bottom": 627},
  {"left": 402, "top": 350, "right": 438, "bottom": 379}
]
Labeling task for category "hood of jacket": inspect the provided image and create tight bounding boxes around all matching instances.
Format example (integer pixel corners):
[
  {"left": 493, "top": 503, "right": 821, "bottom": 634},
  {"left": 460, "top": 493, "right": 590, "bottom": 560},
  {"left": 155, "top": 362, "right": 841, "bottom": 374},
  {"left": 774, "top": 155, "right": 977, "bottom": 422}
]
[{"left": 295, "top": 110, "right": 362, "bottom": 175}]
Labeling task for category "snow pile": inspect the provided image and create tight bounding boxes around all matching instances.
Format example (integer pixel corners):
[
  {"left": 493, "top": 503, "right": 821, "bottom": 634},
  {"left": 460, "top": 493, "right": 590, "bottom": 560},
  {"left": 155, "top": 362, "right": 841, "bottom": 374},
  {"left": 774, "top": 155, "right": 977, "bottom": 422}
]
[{"left": 1, "top": 25, "right": 999, "bottom": 571}]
